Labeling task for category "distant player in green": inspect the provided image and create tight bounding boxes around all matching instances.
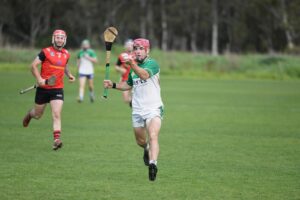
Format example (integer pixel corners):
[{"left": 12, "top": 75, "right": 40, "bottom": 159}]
[
  {"left": 104, "top": 38, "right": 164, "bottom": 181},
  {"left": 77, "top": 39, "right": 97, "bottom": 102}
]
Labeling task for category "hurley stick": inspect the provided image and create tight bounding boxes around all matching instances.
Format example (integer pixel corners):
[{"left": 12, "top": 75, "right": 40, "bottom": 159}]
[
  {"left": 102, "top": 27, "right": 118, "bottom": 99},
  {"left": 19, "top": 75, "right": 56, "bottom": 94}
]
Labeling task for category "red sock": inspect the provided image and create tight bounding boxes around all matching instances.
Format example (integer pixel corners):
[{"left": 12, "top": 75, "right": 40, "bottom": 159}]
[{"left": 53, "top": 130, "right": 61, "bottom": 140}]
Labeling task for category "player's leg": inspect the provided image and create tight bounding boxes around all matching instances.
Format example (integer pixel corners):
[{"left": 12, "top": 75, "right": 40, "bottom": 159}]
[
  {"left": 78, "top": 75, "right": 86, "bottom": 102},
  {"left": 146, "top": 117, "right": 161, "bottom": 163},
  {"left": 132, "top": 113, "right": 149, "bottom": 166},
  {"left": 23, "top": 103, "right": 47, "bottom": 127},
  {"left": 87, "top": 75, "right": 95, "bottom": 102},
  {"left": 146, "top": 116, "right": 162, "bottom": 181},
  {"left": 134, "top": 127, "right": 149, "bottom": 166},
  {"left": 134, "top": 127, "right": 147, "bottom": 147},
  {"left": 23, "top": 87, "right": 49, "bottom": 127},
  {"left": 50, "top": 99, "right": 64, "bottom": 150},
  {"left": 122, "top": 90, "right": 132, "bottom": 104}
]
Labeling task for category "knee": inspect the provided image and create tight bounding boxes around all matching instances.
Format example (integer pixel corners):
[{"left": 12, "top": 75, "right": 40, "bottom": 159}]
[
  {"left": 136, "top": 137, "right": 146, "bottom": 146},
  {"left": 52, "top": 112, "right": 61, "bottom": 120},
  {"left": 33, "top": 111, "right": 43, "bottom": 119},
  {"left": 122, "top": 94, "right": 131, "bottom": 103},
  {"left": 149, "top": 133, "right": 158, "bottom": 142}
]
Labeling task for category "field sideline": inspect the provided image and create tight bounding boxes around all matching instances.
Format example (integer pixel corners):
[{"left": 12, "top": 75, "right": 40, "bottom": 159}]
[{"left": 0, "top": 71, "right": 299, "bottom": 199}]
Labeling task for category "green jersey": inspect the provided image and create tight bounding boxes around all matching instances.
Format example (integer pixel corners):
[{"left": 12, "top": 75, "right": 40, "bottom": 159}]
[
  {"left": 127, "top": 58, "right": 163, "bottom": 112},
  {"left": 77, "top": 49, "right": 97, "bottom": 75}
]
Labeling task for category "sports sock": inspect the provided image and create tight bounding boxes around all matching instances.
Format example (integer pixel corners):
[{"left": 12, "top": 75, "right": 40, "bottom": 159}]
[
  {"left": 139, "top": 143, "right": 147, "bottom": 149},
  {"left": 53, "top": 130, "right": 61, "bottom": 140},
  {"left": 79, "top": 95, "right": 84, "bottom": 101},
  {"left": 89, "top": 91, "right": 94, "bottom": 98},
  {"left": 149, "top": 160, "right": 157, "bottom": 165}
]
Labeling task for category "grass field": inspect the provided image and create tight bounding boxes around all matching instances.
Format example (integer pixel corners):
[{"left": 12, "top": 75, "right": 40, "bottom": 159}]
[
  {"left": 0, "top": 71, "right": 300, "bottom": 200},
  {"left": 1, "top": 48, "right": 300, "bottom": 80}
]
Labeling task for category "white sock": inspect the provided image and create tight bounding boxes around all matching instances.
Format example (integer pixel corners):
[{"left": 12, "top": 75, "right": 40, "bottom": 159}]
[{"left": 149, "top": 160, "right": 157, "bottom": 165}]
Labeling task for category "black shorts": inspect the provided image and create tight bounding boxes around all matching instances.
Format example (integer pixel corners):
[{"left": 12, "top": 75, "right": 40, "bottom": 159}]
[{"left": 35, "top": 87, "right": 64, "bottom": 105}]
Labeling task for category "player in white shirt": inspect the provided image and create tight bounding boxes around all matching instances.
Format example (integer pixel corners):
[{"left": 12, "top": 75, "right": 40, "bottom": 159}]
[
  {"left": 104, "top": 38, "right": 164, "bottom": 181},
  {"left": 77, "top": 39, "right": 97, "bottom": 102}
]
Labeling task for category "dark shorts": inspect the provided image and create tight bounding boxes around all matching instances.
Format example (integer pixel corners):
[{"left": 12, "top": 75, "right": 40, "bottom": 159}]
[
  {"left": 35, "top": 87, "right": 64, "bottom": 105},
  {"left": 79, "top": 74, "right": 94, "bottom": 79}
]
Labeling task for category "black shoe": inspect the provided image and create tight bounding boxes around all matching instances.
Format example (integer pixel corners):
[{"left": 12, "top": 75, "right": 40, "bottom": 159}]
[
  {"left": 143, "top": 148, "right": 149, "bottom": 166},
  {"left": 149, "top": 163, "right": 158, "bottom": 181},
  {"left": 23, "top": 112, "right": 32, "bottom": 127},
  {"left": 53, "top": 139, "right": 63, "bottom": 151}
]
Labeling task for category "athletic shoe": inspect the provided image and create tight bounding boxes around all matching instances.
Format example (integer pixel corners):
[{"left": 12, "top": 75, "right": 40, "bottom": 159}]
[
  {"left": 149, "top": 163, "right": 158, "bottom": 181},
  {"left": 143, "top": 148, "right": 149, "bottom": 166},
  {"left": 90, "top": 96, "right": 95, "bottom": 103},
  {"left": 23, "top": 112, "right": 32, "bottom": 127},
  {"left": 52, "top": 139, "right": 63, "bottom": 150}
]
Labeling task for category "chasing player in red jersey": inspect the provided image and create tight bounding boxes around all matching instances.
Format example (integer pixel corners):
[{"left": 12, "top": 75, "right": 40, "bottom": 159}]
[
  {"left": 115, "top": 39, "right": 133, "bottom": 105},
  {"left": 22, "top": 29, "right": 75, "bottom": 150}
]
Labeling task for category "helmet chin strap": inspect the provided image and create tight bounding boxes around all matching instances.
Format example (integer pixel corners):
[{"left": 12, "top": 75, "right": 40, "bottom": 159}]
[
  {"left": 136, "top": 55, "right": 148, "bottom": 63},
  {"left": 53, "top": 43, "right": 63, "bottom": 50},
  {"left": 52, "top": 35, "right": 66, "bottom": 50}
]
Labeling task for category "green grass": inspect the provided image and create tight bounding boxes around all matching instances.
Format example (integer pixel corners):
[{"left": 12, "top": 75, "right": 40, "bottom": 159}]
[
  {"left": 1, "top": 47, "right": 300, "bottom": 80},
  {"left": 0, "top": 70, "right": 299, "bottom": 199}
]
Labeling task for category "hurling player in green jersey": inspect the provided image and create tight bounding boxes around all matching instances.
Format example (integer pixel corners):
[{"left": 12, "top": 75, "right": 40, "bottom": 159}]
[
  {"left": 104, "top": 38, "right": 164, "bottom": 181},
  {"left": 77, "top": 39, "right": 97, "bottom": 103}
]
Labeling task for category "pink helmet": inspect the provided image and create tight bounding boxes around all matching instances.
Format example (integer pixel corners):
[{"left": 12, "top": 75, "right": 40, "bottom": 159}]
[
  {"left": 133, "top": 38, "right": 150, "bottom": 50},
  {"left": 52, "top": 29, "right": 67, "bottom": 48}
]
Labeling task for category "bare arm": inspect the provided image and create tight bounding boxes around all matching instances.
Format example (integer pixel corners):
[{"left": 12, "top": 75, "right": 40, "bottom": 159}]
[
  {"left": 103, "top": 80, "right": 132, "bottom": 91},
  {"left": 64, "top": 65, "right": 76, "bottom": 82},
  {"left": 31, "top": 57, "right": 45, "bottom": 86},
  {"left": 115, "top": 64, "right": 126, "bottom": 74},
  {"left": 128, "top": 61, "right": 149, "bottom": 80},
  {"left": 85, "top": 54, "right": 97, "bottom": 63}
]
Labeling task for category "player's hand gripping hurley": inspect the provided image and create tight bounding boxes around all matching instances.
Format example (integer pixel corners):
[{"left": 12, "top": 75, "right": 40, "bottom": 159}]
[
  {"left": 19, "top": 76, "right": 56, "bottom": 94},
  {"left": 102, "top": 27, "right": 118, "bottom": 99}
]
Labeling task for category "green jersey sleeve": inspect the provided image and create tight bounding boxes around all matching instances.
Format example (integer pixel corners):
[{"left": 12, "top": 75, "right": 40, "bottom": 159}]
[
  {"left": 88, "top": 49, "right": 97, "bottom": 58},
  {"left": 144, "top": 59, "right": 160, "bottom": 77},
  {"left": 77, "top": 50, "right": 83, "bottom": 59},
  {"left": 127, "top": 70, "right": 133, "bottom": 86}
]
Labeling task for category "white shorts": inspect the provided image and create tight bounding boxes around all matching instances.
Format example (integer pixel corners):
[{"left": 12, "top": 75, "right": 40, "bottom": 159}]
[{"left": 132, "top": 106, "right": 164, "bottom": 128}]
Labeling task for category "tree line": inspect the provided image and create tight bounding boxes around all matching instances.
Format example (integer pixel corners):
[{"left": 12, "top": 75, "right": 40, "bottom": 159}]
[{"left": 0, "top": 0, "right": 299, "bottom": 54}]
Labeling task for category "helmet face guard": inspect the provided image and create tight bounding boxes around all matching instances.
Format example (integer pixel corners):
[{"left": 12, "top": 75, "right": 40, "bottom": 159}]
[
  {"left": 52, "top": 29, "right": 67, "bottom": 49},
  {"left": 133, "top": 38, "right": 150, "bottom": 62},
  {"left": 133, "top": 38, "right": 150, "bottom": 51}
]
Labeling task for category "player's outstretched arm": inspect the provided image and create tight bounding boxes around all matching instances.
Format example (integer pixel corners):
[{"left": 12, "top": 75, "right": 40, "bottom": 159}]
[{"left": 103, "top": 80, "right": 131, "bottom": 91}]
